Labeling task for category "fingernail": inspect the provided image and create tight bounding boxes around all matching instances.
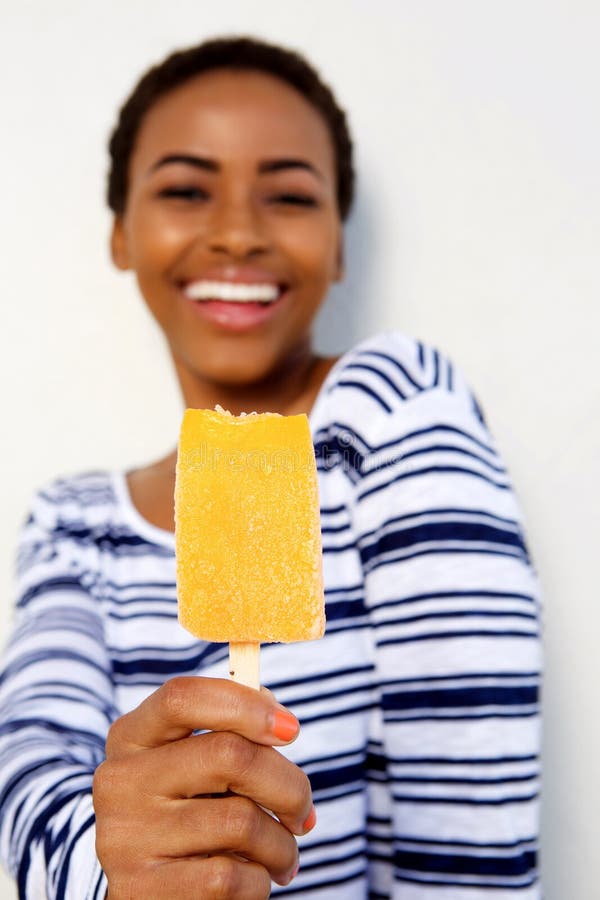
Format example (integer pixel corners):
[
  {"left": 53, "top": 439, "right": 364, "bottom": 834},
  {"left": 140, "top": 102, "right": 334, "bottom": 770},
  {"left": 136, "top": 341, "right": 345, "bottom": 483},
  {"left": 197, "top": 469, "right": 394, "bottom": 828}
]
[
  {"left": 302, "top": 804, "right": 316, "bottom": 832},
  {"left": 270, "top": 707, "right": 299, "bottom": 742},
  {"left": 287, "top": 861, "right": 300, "bottom": 883}
]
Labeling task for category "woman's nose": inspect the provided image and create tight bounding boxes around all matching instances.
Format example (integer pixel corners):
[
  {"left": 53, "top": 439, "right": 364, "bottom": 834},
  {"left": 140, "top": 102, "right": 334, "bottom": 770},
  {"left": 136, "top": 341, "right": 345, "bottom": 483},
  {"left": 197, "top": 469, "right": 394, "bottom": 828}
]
[{"left": 207, "top": 198, "right": 269, "bottom": 259}]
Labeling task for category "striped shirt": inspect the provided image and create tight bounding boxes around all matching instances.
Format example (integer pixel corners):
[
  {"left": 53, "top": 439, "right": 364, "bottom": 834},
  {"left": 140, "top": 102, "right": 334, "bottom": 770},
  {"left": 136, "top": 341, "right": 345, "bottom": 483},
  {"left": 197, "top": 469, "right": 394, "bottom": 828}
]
[{"left": 0, "top": 331, "right": 542, "bottom": 898}]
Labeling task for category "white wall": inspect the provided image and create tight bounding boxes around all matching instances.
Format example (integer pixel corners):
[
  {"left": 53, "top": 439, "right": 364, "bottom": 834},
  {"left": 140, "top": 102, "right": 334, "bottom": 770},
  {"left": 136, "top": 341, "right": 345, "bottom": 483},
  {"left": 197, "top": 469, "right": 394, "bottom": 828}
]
[{"left": 1, "top": 2, "right": 598, "bottom": 897}]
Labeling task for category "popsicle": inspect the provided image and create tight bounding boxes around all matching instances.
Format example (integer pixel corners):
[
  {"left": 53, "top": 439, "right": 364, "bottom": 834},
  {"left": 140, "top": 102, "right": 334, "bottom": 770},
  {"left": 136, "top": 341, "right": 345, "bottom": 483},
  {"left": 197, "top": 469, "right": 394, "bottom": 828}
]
[{"left": 175, "top": 406, "right": 325, "bottom": 689}]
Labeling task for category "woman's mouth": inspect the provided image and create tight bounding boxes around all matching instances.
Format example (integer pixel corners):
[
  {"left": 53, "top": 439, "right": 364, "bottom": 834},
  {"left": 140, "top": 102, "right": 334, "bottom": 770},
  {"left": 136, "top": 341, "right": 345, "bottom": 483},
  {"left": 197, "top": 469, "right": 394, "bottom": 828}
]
[
  {"left": 181, "top": 279, "right": 287, "bottom": 331},
  {"left": 183, "top": 280, "right": 282, "bottom": 305}
]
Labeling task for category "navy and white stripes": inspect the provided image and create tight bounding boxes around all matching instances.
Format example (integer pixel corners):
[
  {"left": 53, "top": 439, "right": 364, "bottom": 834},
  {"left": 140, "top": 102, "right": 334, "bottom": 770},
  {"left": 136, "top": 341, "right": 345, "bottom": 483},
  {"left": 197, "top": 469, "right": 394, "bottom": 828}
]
[{"left": 0, "top": 332, "right": 542, "bottom": 897}]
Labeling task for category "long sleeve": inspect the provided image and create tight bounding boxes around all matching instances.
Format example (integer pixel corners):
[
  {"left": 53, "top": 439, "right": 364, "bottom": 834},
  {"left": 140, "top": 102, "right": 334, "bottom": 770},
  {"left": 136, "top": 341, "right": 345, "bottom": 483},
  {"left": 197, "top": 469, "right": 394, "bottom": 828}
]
[
  {"left": 314, "top": 333, "right": 541, "bottom": 900},
  {"left": 0, "top": 491, "right": 113, "bottom": 899},
  {"left": 339, "top": 338, "right": 541, "bottom": 897}
]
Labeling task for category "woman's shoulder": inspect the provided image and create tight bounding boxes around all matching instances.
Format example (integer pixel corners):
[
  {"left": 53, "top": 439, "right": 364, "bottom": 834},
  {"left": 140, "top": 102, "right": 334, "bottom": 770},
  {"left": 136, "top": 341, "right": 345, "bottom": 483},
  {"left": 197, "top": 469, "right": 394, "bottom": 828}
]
[
  {"left": 22, "top": 469, "right": 175, "bottom": 555},
  {"left": 315, "top": 330, "right": 485, "bottom": 426},
  {"left": 22, "top": 470, "right": 121, "bottom": 534},
  {"left": 13, "top": 471, "right": 127, "bottom": 580}
]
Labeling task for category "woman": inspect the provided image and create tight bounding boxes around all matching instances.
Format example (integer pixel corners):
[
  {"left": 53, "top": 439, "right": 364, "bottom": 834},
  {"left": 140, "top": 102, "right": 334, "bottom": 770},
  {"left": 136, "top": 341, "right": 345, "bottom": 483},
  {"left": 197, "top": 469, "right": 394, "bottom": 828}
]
[{"left": 0, "top": 37, "right": 542, "bottom": 899}]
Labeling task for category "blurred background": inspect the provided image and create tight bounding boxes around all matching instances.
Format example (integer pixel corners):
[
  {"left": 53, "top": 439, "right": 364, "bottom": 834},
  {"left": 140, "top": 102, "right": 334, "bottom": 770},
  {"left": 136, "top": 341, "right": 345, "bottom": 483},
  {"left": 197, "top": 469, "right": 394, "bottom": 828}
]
[{"left": 1, "top": 1, "right": 598, "bottom": 896}]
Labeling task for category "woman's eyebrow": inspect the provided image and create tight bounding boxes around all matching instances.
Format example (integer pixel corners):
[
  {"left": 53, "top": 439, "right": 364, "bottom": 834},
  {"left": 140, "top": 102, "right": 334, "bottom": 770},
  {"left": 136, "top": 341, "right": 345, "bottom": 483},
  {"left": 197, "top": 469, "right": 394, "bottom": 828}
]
[
  {"left": 147, "top": 154, "right": 325, "bottom": 183},
  {"left": 258, "top": 158, "right": 324, "bottom": 181},
  {"left": 148, "top": 154, "right": 218, "bottom": 174}
]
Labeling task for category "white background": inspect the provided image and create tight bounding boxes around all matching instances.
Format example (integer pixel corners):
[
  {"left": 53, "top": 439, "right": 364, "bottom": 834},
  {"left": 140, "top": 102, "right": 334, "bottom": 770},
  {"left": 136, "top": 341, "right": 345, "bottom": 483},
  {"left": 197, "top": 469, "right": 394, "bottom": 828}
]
[{"left": 1, "top": 2, "right": 598, "bottom": 897}]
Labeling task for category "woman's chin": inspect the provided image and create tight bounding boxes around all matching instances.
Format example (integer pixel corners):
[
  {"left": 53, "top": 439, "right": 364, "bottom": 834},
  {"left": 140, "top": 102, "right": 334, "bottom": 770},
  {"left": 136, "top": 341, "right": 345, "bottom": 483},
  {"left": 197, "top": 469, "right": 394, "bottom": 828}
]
[{"left": 177, "top": 351, "right": 283, "bottom": 393}]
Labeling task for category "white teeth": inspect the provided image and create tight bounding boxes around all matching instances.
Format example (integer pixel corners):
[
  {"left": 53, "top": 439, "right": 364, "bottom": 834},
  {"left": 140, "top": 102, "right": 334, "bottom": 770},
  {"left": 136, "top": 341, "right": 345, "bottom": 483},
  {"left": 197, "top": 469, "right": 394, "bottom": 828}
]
[{"left": 184, "top": 280, "right": 281, "bottom": 303}]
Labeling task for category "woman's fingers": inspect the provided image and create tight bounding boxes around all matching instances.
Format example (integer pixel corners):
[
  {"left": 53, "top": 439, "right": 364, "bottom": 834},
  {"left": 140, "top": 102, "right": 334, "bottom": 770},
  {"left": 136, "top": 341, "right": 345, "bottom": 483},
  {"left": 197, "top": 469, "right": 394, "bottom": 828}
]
[
  {"left": 97, "top": 731, "right": 313, "bottom": 836},
  {"left": 107, "top": 855, "right": 273, "bottom": 899},
  {"left": 104, "top": 794, "right": 299, "bottom": 886},
  {"left": 106, "top": 676, "right": 299, "bottom": 757}
]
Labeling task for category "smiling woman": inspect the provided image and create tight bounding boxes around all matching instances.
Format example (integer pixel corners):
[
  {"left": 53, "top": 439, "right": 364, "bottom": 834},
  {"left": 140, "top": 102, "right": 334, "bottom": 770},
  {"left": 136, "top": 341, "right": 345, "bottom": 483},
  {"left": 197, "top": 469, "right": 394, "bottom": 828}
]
[
  {"left": 110, "top": 67, "right": 343, "bottom": 421},
  {"left": 0, "top": 35, "right": 542, "bottom": 900}
]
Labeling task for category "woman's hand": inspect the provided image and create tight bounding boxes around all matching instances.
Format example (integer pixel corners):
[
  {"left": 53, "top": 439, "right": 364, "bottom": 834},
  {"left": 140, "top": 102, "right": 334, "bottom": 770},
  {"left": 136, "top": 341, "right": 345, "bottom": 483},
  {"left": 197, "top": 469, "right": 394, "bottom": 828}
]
[{"left": 93, "top": 676, "right": 314, "bottom": 899}]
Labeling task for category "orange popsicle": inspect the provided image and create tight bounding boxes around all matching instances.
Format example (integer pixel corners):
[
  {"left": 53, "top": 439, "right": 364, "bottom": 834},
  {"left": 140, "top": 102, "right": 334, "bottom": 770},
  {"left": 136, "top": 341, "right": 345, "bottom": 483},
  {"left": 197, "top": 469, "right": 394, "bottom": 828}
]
[{"left": 175, "top": 406, "right": 325, "bottom": 687}]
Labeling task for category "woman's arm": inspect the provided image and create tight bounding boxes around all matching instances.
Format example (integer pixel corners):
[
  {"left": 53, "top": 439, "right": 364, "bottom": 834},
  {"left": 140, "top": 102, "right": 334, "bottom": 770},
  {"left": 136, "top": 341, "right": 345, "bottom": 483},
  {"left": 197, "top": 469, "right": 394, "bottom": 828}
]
[
  {"left": 0, "top": 491, "right": 314, "bottom": 899},
  {"left": 350, "top": 351, "right": 542, "bottom": 897},
  {"left": 0, "top": 495, "right": 115, "bottom": 898}
]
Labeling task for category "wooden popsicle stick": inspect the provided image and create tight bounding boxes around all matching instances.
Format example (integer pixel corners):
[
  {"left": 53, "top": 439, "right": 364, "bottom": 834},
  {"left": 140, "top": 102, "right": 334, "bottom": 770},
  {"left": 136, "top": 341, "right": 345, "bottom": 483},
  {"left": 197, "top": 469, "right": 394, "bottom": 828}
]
[{"left": 229, "top": 642, "right": 260, "bottom": 690}]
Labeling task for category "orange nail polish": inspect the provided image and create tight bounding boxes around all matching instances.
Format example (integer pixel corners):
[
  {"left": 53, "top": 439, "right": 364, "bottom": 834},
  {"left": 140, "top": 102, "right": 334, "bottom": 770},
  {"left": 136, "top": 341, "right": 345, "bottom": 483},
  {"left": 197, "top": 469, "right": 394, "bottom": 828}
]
[
  {"left": 271, "top": 708, "right": 299, "bottom": 742},
  {"left": 302, "top": 805, "right": 316, "bottom": 831}
]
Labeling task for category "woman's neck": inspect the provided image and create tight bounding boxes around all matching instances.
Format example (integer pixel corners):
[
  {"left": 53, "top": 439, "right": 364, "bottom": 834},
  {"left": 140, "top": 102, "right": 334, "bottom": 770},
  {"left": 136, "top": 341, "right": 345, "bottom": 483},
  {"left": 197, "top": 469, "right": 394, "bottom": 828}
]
[
  {"left": 126, "top": 348, "right": 340, "bottom": 530},
  {"left": 174, "top": 349, "right": 339, "bottom": 418}
]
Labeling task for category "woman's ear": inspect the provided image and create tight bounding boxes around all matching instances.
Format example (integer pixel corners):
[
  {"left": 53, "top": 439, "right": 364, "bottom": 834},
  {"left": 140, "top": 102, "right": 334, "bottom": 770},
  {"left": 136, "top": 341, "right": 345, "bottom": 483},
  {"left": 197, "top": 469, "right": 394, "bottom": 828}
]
[{"left": 110, "top": 217, "right": 130, "bottom": 271}]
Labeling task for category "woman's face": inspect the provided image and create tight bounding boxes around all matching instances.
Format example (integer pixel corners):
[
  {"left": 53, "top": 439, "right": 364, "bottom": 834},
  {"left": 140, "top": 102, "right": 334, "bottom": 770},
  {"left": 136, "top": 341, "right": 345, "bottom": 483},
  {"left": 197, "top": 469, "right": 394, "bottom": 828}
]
[{"left": 111, "top": 68, "right": 343, "bottom": 389}]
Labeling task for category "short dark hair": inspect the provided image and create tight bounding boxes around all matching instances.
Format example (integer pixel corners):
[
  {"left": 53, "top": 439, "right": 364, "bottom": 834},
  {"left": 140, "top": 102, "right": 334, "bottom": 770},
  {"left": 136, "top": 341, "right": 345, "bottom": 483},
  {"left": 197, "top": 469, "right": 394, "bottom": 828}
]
[{"left": 107, "top": 36, "right": 355, "bottom": 220}]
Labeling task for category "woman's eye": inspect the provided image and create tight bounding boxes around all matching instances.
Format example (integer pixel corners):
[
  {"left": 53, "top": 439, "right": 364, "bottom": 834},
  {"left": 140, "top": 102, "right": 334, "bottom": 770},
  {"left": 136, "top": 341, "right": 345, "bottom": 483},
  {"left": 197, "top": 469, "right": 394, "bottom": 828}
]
[
  {"left": 271, "top": 193, "right": 318, "bottom": 207},
  {"left": 158, "top": 187, "right": 209, "bottom": 201}
]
